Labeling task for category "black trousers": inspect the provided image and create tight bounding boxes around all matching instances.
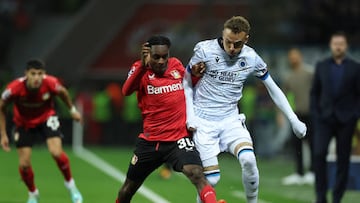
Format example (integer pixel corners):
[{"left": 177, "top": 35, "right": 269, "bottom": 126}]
[
  {"left": 313, "top": 117, "right": 356, "bottom": 203},
  {"left": 290, "top": 113, "right": 313, "bottom": 175}
]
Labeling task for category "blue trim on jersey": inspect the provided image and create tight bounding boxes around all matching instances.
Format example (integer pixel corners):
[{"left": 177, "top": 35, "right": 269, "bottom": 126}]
[
  {"left": 257, "top": 71, "right": 269, "bottom": 80},
  {"left": 237, "top": 148, "right": 253, "bottom": 159},
  {"left": 186, "top": 64, "right": 192, "bottom": 73},
  {"left": 205, "top": 171, "right": 220, "bottom": 177}
]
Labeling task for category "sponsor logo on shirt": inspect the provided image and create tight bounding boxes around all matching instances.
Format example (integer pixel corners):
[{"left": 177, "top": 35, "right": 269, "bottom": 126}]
[
  {"left": 148, "top": 73, "right": 155, "bottom": 80},
  {"left": 208, "top": 70, "right": 240, "bottom": 83},
  {"left": 147, "top": 82, "right": 183, "bottom": 94}
]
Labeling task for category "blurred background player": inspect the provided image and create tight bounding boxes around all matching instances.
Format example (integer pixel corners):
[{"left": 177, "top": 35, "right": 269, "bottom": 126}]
[
  {"left": 159, "top": 163, "right": 172, "bottom": 179},
  {"left": 184, "top": 16, "right": 307, "bottom": 203},
  {"left": 282, "top": 48, "right": 314, "bottom": 185},
  {"left": 310, "top": 31, "right": 360, "bottom": 203},
  {"left": 116, "top": 35, "right": 219, "bottom": 203},
  {"left": 0, "top": 59, "right": 83, "bottom": 203}
]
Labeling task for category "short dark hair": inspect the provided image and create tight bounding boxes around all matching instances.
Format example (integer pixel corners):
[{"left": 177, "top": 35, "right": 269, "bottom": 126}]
[
  {"left": 147, "top": 35, "right": 171, "bottom": 48},
  {"left": 26, "top": 59, "right": 46, "bottom": 70},
  {"left": 330, "top": 31, "right": 347, "bottom": 41},
  {"left": 224, "top": 16, "right": 251, "bottom": 34}
]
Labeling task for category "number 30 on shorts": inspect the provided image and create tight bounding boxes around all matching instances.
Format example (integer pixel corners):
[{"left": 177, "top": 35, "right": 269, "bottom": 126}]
[
  {"left": 177, "top": 137, "right": 195, "bottom": 150},
  {"left": 46, "top": 116, "right": 60, "bottom": 131}
]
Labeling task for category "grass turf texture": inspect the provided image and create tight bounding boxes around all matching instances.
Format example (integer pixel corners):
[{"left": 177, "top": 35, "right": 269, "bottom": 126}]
[{"left": 1, "top": 146, "right": 359, "bottom": 203}]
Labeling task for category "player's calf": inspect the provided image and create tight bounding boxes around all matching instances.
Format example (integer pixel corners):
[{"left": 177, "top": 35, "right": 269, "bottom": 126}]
[{"left": 238, "top": 149, "right": 259, "bottom": 203}]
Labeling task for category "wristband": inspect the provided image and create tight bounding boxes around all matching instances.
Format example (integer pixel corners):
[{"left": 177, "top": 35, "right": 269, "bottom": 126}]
[{"left": 70, "top": 106, "right": 77, "bottom": 114}]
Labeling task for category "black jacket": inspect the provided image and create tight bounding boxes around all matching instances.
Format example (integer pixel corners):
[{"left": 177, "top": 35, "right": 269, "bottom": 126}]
[{"left": 310, "top": 57, "right": 360, "bottom": 123}]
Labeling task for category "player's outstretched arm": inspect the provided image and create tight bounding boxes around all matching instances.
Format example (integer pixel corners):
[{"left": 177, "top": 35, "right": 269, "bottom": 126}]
[
  {"left": 57, "top": 85, "right": 82, "bottom": 123},
  {"left": 261, "top": 74, "right": 307, "bottom": 138},
  {"left": 0, "top": 99, "right": 10, "bottom": 152}
]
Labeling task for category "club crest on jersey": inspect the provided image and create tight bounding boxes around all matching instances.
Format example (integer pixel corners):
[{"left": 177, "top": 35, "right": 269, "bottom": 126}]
[
  {"left": 42, "top": 92, "right": 50, "bottom": 100},
  {"left": 238, "top": 58, "right": 247, "bottom": 67},
  {"left": 131, "top": 154, "right": 138, "bottom": 165},
  {"left": 170, "top": 70, "right": 181, "bottom": 79}
]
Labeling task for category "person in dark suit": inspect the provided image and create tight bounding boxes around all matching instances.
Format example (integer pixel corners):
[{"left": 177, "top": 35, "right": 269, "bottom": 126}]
[{"left": 310, "top": 31, "right": 360, "bottom": 203}]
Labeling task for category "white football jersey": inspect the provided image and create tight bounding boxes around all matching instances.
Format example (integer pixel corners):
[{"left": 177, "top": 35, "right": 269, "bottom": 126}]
[{"left": 188, "top": 38, "right": 268, "bottom": 121}]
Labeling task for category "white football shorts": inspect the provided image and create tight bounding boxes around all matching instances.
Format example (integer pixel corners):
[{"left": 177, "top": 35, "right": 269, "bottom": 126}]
[{"left": 193, "top": 113, "right": 253, "bottom": 161}]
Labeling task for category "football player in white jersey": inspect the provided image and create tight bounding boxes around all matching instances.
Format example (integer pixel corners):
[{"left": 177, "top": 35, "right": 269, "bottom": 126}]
[{"left": 183, "top": 16, "right": 307, "bottom": 203}]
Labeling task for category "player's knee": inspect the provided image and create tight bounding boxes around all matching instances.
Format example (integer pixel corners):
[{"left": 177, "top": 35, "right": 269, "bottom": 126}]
[
  {"left": 204, "top": 170, "right": 221, "bottom": 187},
  {"left": 238, "top": 149, "right": 257, "bottom": 171},
  {"left": 19, "top": 159, "right": 31, "bottom": 168},
  {"left": 183, "top": 165, "right": 204, "bottom": 183}
]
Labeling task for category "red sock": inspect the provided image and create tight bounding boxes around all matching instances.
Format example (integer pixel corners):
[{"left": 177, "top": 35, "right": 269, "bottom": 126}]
[
  {"left": 200, "top": 185, "right": 217, "bottom": 203},
  {"left": 19, "top": 166, "right": 36, "bottom": 192},
  {"left": 53, "top": 152, "right": 72, "bottom": 181},
  {"left": 115, "top": 199, "right": 119, "bottom": 203}
]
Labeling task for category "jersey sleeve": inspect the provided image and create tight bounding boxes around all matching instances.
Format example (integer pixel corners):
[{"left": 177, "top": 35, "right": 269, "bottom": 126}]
[
  {"left": 122, "top": 60, "right": 146, "bottom": 96},
  {"left": 1, "top": 85, "right": 14, "bottom": 101},
  {"left": 254, "top": 53, "right": 268, "bottom": 80},
  {"left": 1, "top": 79, "right": 22, "bottom": 102},
  {"left": 44, "top": 75, "right": 63, "bottom": 94},
  {"left": 187, "top": 42, "right": 206, "bottom": 73}
]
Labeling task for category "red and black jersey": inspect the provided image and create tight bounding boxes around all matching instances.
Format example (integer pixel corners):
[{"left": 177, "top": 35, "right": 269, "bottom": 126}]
[
  {"left": 1, "top": 75, "right": 62, "bottom": 129},
  {"left": 122, "top": 57, "right": 188, "bottom": 141}
]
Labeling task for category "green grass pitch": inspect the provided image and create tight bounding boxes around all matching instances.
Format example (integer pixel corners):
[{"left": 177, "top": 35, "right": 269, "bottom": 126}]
[{"left": 1, "top": 146, "right": 359, "bottom": 203}]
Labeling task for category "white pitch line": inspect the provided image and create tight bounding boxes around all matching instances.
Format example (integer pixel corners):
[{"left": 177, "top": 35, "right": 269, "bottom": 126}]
[
  {"left": 74, "top": 147, "right": 170, "bottom": 203},
  {"left": 231, "top": 190, "right": 272, "bottom": 203}
]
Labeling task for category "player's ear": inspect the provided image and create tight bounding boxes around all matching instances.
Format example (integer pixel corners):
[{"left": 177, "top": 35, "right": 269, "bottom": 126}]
[{"left": 245, "top": 34, "right": 249, "bottom": 44}]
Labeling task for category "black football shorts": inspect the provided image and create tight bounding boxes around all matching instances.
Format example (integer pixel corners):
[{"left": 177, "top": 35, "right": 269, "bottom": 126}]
[
  {"left": 126, "top": 136, "right": 202, "bottom": 182},
  {"left": 14, "top": 116, "right": 64, "bottom": 148}
]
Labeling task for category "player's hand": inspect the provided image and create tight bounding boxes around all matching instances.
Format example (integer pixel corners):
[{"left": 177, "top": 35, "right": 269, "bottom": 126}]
[
  {"left": 191, "top": 62, "right": 206, "bottom": 77},
  {"left": 70, "top": 106, "right": 83, "bottom": 124},
  {"left": 0, "top": 134, "right": 11, "bottom": 152},
  {"left": 290, "top": 118, "right": 307, "bottom": 139},
  {"left": 141, "top": 42, "right": 151, "bottom": 68},
  {"left": 186, "top": 118, "right": 198, "bottom": 132}
]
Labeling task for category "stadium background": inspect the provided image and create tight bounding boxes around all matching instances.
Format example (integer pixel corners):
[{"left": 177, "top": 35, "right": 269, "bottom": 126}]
[{"left": 0, "top": 0, "right": 360, "bottom": 202}]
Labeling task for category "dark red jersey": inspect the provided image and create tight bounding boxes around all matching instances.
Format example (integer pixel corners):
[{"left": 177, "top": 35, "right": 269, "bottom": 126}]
[
  {"left": 1, "top": 75, "right": 62, "bottom": 128},
  {"left": 122, "top": 57, "right": 188, "bottom": 141}
]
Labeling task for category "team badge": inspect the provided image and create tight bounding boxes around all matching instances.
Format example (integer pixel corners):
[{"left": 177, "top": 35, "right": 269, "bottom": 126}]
[
  {"left": 170, "top": 70, "right": 181, "bottom": 79},
  {"left": 239, "top": 58, "right": 247, "bottom": 67},
  {"left": 131, "top": 154, "right": 138, "bottom": 165},
  {"left": 42, "top": 92, "right": 50, "bottom": 100}
]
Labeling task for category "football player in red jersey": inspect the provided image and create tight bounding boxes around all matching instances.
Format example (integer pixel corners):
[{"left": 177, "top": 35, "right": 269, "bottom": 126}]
[
  {"left": 0, "top": 59, "right": 83, "bottom": 203},
  {"left": 116, "top": 35, "right": 220, "bottom": 203}
]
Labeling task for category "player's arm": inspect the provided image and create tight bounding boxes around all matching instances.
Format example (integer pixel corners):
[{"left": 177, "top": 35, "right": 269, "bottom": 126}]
[
  {"left": 122, "top": 42, "right": 150, "bottom": 96},
  {"left": 260, "top": 73, "right": 307, "bottom": 139},
  {"left": 183, "top": 68, "right": 197, "bottom": 131},
  {"left": 0, "top": 97, "right": 10, "bottom": 152},
  {"left": 57, "top": 85, "right": 82, "bottom": 122}
]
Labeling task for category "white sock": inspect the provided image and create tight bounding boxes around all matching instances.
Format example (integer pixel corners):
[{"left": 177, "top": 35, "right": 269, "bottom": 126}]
[
  {"left": 65, "top": 178, "right": 76, "bottom": 190},
  {"left": 29, "top": 189, "right": 39, "bottom": 197},
  {"left": 238, "top": 150, "right": 259, "bottom": 203}
]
